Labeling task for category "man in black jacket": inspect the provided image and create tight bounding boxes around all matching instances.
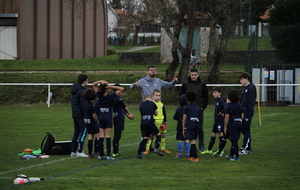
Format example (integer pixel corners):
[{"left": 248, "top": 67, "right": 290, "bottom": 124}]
[
  {"left": 180, "top": 68, "right": 209, "bottom": 152},
  {"left": 70, "top": 74, "right": 89, "bottom": 157}
]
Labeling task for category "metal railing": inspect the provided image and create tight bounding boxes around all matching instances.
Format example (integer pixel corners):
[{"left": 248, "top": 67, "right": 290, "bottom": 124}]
[{"left": 1, "top": 83, "right": 299, "bottom": 107}]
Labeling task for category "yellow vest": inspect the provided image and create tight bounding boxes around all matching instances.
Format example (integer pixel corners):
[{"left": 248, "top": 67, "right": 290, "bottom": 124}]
[{"left": 154, "top": 101, "right": 164, "bottom": 121}]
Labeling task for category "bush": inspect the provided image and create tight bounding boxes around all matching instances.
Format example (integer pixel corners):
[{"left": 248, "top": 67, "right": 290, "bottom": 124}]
[{"left": 107, "top": 48, "right": 117, "bottom": 56}]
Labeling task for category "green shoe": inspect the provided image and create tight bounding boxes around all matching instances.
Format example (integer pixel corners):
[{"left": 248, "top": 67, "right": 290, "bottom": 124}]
[
  {"left": 213, "top": 150, "right": 224, "bottom": 156},
  {"left": 112, "top": 153, "right": 121, "bottom": 157},
  {"left": 200, "top": 149, "right": 213, "bottom": 154},
  {"left": 220, "top": 150, "right": 224, "bottom": 156}
]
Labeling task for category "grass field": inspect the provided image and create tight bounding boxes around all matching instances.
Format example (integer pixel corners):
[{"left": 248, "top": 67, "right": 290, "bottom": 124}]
[{"left": 1, "top": 104, "right": 300, "bottom": 190}]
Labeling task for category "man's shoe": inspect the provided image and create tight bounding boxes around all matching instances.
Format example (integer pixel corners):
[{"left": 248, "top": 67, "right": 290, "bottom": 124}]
[
  {"left": 70, "top": 152, "right": 77, "bottom": 157},
  {"left": 161, "top": 149, "right": 171, "bottom": 153},
  {"left": 106, "top": 156, "right": 115, "bottom": 160},
  {"left": 77, "top": 151, "right": 88, "bottom": 157},
  {"left": 143, "top": 150, "right": 150, "bottom": 155},
  {"left": 175, "top": 153, "right": 182, "bottom": 157},
  {"left": 154, "top": 150, "right": 164, "bottom": 156},
  {"left": 135, "top": 154, "right": 146, "bottom": 159},
  {"left": 185, "top": 153, "right": 190, "bottom": 158},
  {"left": 200, "top": 149, "right": 212, "bottom": 154}
]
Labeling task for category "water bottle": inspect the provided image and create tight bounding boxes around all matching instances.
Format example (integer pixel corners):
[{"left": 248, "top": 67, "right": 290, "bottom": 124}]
[{"left": 29, "top": 177, "right": 45, "bottom": 182}]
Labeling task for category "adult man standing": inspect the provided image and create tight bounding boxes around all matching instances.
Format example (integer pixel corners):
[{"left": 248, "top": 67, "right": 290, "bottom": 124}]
[
  {"left": 70, "top": 73, "right": 89, "bottom": 157},
  {"left": 180, "top": 68, "right": 209, "bottom": 152},
  {"left": 130, "top": 65, "right": 178, "bottom": 100},
  {"left": 239, "top": 72, "right": 256, "bottom": 154}
]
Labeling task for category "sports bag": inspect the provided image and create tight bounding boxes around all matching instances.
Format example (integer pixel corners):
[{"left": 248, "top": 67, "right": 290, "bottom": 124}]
[{"left": 41, "top": 132, "right": 55, "bottom": 155}]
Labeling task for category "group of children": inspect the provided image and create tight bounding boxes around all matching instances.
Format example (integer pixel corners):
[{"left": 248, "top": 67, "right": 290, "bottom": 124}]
[
  {"left": 81, "top": 80, "right": 134, "bottom": 160},
  {"left": 80, "top": 72, "right": 253, "bottom": 163}
]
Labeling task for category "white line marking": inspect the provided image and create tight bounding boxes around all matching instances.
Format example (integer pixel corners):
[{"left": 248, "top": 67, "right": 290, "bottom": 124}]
[{"left": 0, "top": 157, "right": 75, "bottom": 175}]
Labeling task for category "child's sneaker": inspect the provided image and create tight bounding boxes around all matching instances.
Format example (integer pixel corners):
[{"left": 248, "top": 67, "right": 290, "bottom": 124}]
[
  {"left": 212, "top": 152, "right": 220, "bottom": 157},
  {"left": 200, "top": 149, "right": 212, "bottom": 154},
  {"left": 135, "top": 154, "right": 146, "bottom": 159},
  {"left": 190, "top": 158, "right": 199, "bottom": 162},
  {"left": 70, "top": 152, "right": 77, "bottom": 157},
  {"left": 226, "top": 155, "right": 234, "bottom": 160},
  {"left": 98, "top": 155, "right": 107, "bottom": 160},
  {"left": 220, "top": 150, "right": 224, "bottom": 156},
  {"left": 175, "top": 153, "right": 182, "bottom": 157},
  {"left": 161, "top": 149, "right": 171, "bottom": 153},
  {"left": 112, "top": 153, "right": 121, "bottom": 157},
  {"left": 88, "top": 154, "right": 96, "bottom": 158},
  {"left": 143, "top": 150, "right": 150, "bottom": 154},
  {"left": 106, "top": 156, "right": 115, "bottom": 160},
  {"left": 154, "top": 149, "right": 164, "bottom": 156},
  {"left": 230, "top": 157, "right": 241, "bottom": 161},
  {"left": 77, "top": 151, "right": 88, "bottom": 157}
]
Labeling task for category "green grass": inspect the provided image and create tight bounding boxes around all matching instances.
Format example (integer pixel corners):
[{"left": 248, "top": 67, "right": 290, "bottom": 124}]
[
  {"left": 225, "top": 36, "right": 275, "bottom": 51},
  {"left": 0, "top": 104, "right": 300, "bottom": 189}
]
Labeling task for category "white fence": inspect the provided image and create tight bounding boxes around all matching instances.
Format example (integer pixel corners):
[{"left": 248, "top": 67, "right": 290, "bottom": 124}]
[{"left": 1, "top": 83, "right": 299, "bottom": 107}]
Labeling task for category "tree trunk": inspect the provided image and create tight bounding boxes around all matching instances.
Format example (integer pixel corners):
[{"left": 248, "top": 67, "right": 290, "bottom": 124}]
[
  {"left": 133, "top": 25, "right": 140, "bottom": 46},
  {"left": 207, "top": 51, "right": 222, "bottom": 83},
  {"left": 177, "top": 55, "right": 190, "bottom": 83},
  {"left": 206, "top": 16, "right": 218, "bottom": 83},
  {"left": 165, "top": 44, "right": 180, "bottom": 81}
]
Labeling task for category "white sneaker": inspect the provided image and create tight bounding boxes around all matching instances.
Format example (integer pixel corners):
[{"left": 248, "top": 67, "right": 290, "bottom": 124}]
[
  {"left": 70, "top": 152, "right": 77, "bottom": 157},
  {"left": 77, "top": 151, "right": 88, "bottom": 157}
]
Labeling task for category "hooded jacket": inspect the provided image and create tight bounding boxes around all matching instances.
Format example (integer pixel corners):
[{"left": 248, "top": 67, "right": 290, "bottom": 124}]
[
  {"left": 173, "top": 94, "right": 188, "bottom": 131},
  {"left": 179, "top": 76, "right": 209, "bottom": 110},
  {"left": 70, "top": 83, "right": 86, "bottom": 118},
  {"left": 240, "top": 83, "right": 256, "bottom": 118},
  {"left": 130, "top": 75, "right": 176, "bottom": 100}
]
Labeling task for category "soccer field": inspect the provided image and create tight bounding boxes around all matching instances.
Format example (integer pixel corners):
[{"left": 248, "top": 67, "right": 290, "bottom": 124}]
[{"left": 0, "top": 104, "right": 300, "bottom": 190}]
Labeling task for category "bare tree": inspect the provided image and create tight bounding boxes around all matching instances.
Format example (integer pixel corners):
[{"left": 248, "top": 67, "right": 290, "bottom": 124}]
[
  {"left": 203, "top": 0, "right": 245, "bottom": 83},
  {"left": 117, "top": 0, "right": 160, "bottom": 46},
  {"left": 159, "top": 0, "right": 200, "bottom": 83}
]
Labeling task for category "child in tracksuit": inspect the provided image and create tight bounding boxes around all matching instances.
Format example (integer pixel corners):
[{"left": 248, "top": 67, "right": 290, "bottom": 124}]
[{"left": 173, "top": 94, "right": 190, "bottom": 158}]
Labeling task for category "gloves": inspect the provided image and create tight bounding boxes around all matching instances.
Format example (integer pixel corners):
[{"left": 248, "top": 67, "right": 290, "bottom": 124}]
[{"left": 160, "top": 121, "right": 166, "bottom": 131}]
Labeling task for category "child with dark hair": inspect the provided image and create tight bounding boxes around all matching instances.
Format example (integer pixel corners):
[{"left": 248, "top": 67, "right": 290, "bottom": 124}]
[
  {"left": 182, "top": 90, "right": 200, "bottom": 162},
  {"left": 92, "top": 80, "right": 124, "bottom": 160},
  {"left": 70, "top": 73, "right": 89, "bottom": 157},
  {"left": 239, "top": 72, "right": 256, "bottom": 154},
  {"left": 224, "top": 89, "right": 244, "bottom": 161},
  {"left": 173, "top": 94, "right": 190, "bottom": 158},
  {"left": 112, "top": 84, "right": 134, "bottom": 157},
  {"left": 83, "top": 88, "right": 99, "bottom": 158},
  {"left": 201, "top": 86, "right": 226, "bottom": 156}
]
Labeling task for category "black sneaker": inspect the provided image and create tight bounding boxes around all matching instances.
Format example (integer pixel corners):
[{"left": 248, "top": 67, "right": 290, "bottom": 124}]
[
  {"left": 199, "top": 146, "right": 204, "bottom": 153},
  {"left": 154, "top": 150, "right": 164, "bottom": 156},
  {"left": 135, "top": 154, "right": 146, "bottom": 159}
]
